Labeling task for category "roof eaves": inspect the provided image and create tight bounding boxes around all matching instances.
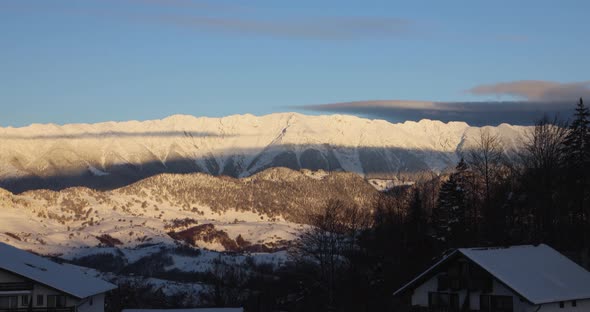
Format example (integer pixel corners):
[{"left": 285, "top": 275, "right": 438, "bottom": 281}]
[
  {"left": 392, "top": 249, "right": 459, "bottom": 296},
  {"left": 0, "top": 266, "right": 117, "bottom": 299}
]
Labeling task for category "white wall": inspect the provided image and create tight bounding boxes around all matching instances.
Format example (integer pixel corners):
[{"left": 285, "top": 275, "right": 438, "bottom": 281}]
[
  {"left": 78, "top": 293, "right": 106, "bottom": 312},
  {"left": 411, "top": 274, "right": 475, "bottom": 309},
  {"left": 0, "top": 269, "right": 27, "bottom": 283},
  {"left": 411, "top": 275, "right": 438, "bottom": 306},
  {"left": 410, "top": 273, "right": 590, "bottom": 312},
  {"left": 532, "top": 299, "right": 590, "bottom": 312}
]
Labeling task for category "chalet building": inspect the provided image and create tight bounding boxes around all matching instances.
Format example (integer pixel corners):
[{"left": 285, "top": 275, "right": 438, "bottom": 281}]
[
  {"left": 0, "top": 243, "right": 116, "bottom": 312},
  {"left": 394, "top": 244, "right": 590, "bottom": 312}
]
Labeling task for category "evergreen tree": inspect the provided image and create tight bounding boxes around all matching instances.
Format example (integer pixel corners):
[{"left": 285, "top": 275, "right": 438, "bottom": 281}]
[
  {"left": 432, "top": 160, "right": 467, "bottom": 246},
  {"left": 563, "top": 98, "right": 590, "bottom": 169},
  {"left": 562, "top": 98, "right": 590, "bottom": 264}
]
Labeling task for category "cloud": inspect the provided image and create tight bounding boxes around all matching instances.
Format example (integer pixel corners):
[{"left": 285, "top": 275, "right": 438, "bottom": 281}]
[
  {"left": 144, "top": 15, "right": 413, "bottom": 40},
  {"left": 297, "top": 100, "right": 575, "bottom": 126},
  {"left": 107, "top": 0, "right": 415, "bottom": 40},
  {"left": 124, "top": 0, "right": 241, "bottom": 11},
  {"left": 297, "top": 80, "right": 589, "bottom": 125},
  {"left": 467, "top": 80, "right": 590, "bottom": 101},
  {"left": 0, "top": 0, "right": 416, "bottom": 41}
]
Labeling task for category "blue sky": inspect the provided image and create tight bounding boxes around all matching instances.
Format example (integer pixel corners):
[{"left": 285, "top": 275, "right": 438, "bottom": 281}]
[{"left": 1, "top": 0, "right": 589, "bottom": 126}]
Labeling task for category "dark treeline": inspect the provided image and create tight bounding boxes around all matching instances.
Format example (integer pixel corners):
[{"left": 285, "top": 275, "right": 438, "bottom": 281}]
[
  {"left": 108, "top": 99, "right": 590, "bottom": 312},
  {"left": 250, "top": 98, "right": 589, "bottom": 311}
]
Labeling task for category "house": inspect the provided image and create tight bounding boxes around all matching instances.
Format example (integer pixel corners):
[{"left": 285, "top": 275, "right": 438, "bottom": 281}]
[
  {"left": 394, "top": 244, "right": 590, "bottom": 312},
  {"left": 0, "top": 243, "right": 116, "bottom": 312}
]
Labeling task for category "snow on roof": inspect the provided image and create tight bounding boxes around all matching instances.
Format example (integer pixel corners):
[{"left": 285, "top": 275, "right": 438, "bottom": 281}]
[
  {"left": 0, "top": 243, "right": 116, "bottom": 298},
  {"left": 123, "top": 309, "right": 243, "bottom": 312},
  {"left": 394, "top": 244, "right": 590, "bottom": 304},
  {"left": 460, "top": 244, "right": 590, "bottom": 304}
]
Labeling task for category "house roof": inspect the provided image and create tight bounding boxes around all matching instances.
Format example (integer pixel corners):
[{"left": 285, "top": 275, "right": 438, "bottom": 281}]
[
  {"left": 0, "top": 243, "right": 117, "bottom": 299},
  {"left": 394, "top": 244, "right": 590, "bottom": 304}
]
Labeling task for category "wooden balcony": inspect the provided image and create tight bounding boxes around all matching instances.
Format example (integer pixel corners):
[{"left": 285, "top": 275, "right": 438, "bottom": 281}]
[{"left": 0, "top": 282, "right": 33, "bottom": 291}]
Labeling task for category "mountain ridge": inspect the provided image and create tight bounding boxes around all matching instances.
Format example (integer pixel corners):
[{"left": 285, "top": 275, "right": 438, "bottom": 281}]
[{"left": 0, "top": 112, "right": 528, "bottom": 193}]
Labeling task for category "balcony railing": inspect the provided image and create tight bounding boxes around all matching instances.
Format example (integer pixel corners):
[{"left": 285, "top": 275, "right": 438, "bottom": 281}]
[
  {"left": 0, "top": 308, "right": 75, "bottom": 312},
  {"left": 0, "top": 283, "right": 33, "bottom": 291}
]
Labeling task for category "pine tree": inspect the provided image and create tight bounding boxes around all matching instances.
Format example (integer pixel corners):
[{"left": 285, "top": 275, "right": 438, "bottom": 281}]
[
  {"left": 432, "top": 160, "right": 467, "bottom": 245},
  {"left": 563, "top": 98, "right": 590, "bottom": 169},
  {"left": 562, "top": 98, "right": 590, "bottom": 266}
]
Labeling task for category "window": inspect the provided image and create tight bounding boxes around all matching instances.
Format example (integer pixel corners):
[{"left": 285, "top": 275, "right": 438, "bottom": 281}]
[
  {"left": 47, "top": 295, "right": 66, "bottom": 308},
  {"left": 559, "top": 301, "right": 564, "bottom": 308},
  {"left": 491, "top": 296, "right": 513, "bottom": 312},
  {"left": 0, "top": 296, "right": 18, "bottom": 309},
  {"left": 36, "top": 295, "right": 44, "bottom": 306},
  {"left": 429, "top": 292, "right": 459, "bottom": 310},
  {"left": 21, "top": 295, "right": 29, "bottom": 306},
  {"left": 480, "top": 295, "right": 490, "bottom": 311},
  {"left": 480, "top": 295, "right": 513, "bottom": 312},
  {"left": 89, "top": 296, "right": 93, "bottom": 306},
  {"left": 572, "top": 300, "right": 577, "bottom": 307}
]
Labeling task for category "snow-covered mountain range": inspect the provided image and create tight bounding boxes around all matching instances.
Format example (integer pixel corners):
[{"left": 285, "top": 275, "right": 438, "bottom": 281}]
[
  {"left": 0, "top": 113, "right": 532, "bottom": 304},
  {"left": 0, "top": 113, "right": 528, "bottom": 193}
]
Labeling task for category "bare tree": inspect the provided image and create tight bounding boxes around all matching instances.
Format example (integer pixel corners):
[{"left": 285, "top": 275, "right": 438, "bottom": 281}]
[
  {"left": 521, "top": 115, "right": 568, "bottom": 173},
  {"left": 464, "top": 129, "right": 506, "bottom": 239},
  {"left": 468, "top": 129, "right": 505, "bottom": 200},
  {"left": 520, "top": 116, "right": 568, "bottom": 241},
  {"left": 289, "top": 199, "right": 371, "bottom": 311}
]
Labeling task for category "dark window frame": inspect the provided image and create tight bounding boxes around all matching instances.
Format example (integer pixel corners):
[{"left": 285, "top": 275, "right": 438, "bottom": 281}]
[
  {"left": 428, "top": 291, "right": 459, "bottom": 310},
  {"left": 20, "top": 295, "right": 29, "bottom": 307},
  {"left": 0, "top": 296, "right": 18, "bottom": 309},
  {"left": 36, "top": 295, "right": 44, "bottom": 306},
  {"left": 47, "top": 295, "right": 67, "bottom": 308},
  {"left": 480, "top": 294, "right": 514, "bottom": 312}
]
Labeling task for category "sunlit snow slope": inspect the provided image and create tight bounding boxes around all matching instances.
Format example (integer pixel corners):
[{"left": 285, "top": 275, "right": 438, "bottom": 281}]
[
  {"left": 0, "top": 113, "right": 528, "bottom": 192},
  {"left": 0, "top": 168, "right": 377, "bottom": 256}
]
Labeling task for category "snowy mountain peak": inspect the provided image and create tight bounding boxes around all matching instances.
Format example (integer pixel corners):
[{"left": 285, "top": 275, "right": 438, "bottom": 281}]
[{"left": 0, "top": 113, "right": 529, "bottom": 193}]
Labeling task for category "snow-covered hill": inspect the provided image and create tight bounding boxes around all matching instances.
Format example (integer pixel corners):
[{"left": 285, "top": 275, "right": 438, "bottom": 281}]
[
  {"left": 0, "top": 168, "right": 377, "bottom": 255},
  {"left": 0, "top": 113, "right": 529, "bottom": 193},
  {"left": 0, "top": 166, "right": 380, "bottom": 303}
]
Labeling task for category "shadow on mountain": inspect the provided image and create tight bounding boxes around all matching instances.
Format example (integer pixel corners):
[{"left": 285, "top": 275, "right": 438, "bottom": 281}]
[
  {"left": 0, "top": 131, "right": 232, "bottom": 140},
  {"left": 0, "top": 145, "right": 458, "bottom": 194}
]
